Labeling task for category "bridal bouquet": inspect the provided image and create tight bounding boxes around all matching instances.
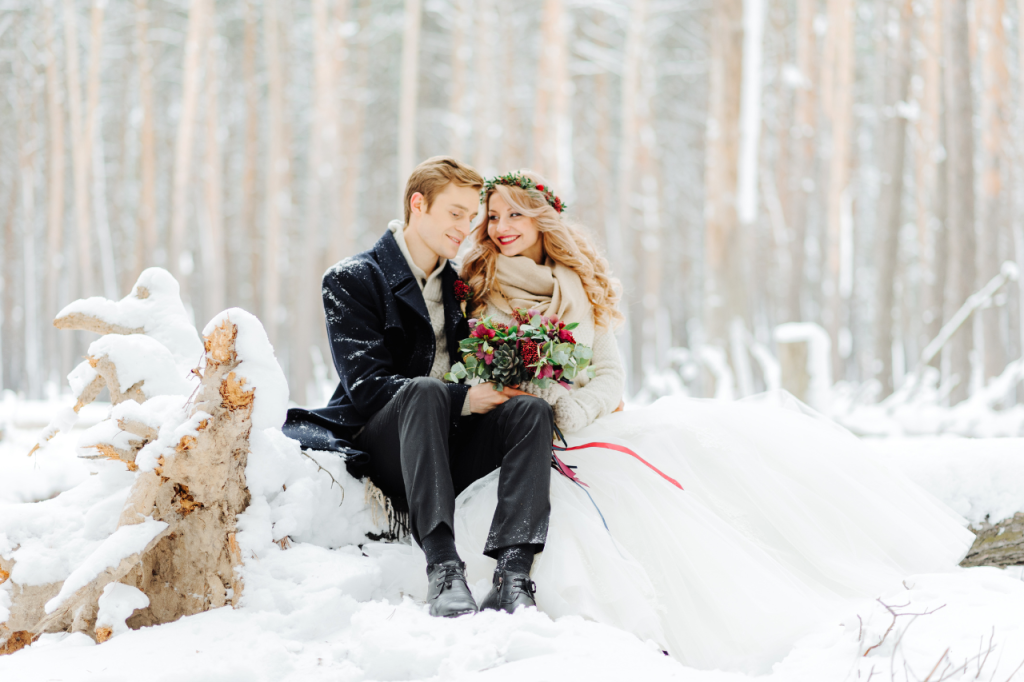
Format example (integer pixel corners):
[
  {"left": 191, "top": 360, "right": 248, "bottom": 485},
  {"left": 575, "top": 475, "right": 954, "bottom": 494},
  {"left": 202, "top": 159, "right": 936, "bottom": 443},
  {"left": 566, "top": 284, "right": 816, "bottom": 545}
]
[{"left": 444, "top": 309, "right": 595, "bottom": 391}]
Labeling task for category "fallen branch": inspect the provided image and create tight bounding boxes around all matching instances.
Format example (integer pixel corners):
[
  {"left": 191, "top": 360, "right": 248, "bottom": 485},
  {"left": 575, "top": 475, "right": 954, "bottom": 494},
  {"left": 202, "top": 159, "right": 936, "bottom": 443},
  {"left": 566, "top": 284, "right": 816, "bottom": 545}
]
[
  {"left": 863, "top": 599, "right": 946, "bottom": 657},
  {"left": 900, "top": 262, "right": 1019, "bottom": 404},
  {"left": 298, "top": 449, "right": 345, "bottom": 504}
]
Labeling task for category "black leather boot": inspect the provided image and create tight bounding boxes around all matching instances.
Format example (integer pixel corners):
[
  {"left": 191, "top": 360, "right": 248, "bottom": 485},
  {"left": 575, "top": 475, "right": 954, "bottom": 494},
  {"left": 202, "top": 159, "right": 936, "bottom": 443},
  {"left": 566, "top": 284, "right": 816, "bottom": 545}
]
[
  {"left": 479, "top": 570, "right": 537, "bottom": 614},
  {"left": 426, "top": 560, "right": 478, "bottom": 618}
]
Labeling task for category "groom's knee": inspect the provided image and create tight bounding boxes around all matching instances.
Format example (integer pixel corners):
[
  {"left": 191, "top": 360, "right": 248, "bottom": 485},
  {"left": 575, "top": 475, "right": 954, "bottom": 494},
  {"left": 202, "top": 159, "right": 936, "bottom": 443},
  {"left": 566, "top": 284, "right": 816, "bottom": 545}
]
[
  {"left": 504, "top": 395, "right": 553, "bottom": 428},
  {"left": 400, "top": 376, "right": 449, "bottom": 415}
]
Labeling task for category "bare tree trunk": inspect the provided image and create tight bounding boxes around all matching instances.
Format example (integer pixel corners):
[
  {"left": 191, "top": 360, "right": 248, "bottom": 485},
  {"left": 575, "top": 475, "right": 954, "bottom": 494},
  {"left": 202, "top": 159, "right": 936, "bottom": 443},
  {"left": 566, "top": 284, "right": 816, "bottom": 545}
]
[
  {"left": 786, "top": 0, "right": 818, "bottom": 322},
  {"left": 473, "top": 0, "right": 497, "bottom": 175},
  {"left": 448, "top": 0, "right": 471, "bottom": 161},
  {"left": 134, "top": 0, "right": 156, "bottom": 282},
  {"left": 874, "top": 0, "right": 914, "bottom": 398},
  {"left": 325, "top": 0, "right": 351, "bottom": 270},
  {"left": 532, "top": 0, "right": 569, "bottom": 187},
  {"left": 263, "top": 0, "right": 286, "bottom": 347},
  {"left": 169, "top": 0, "right": 207, "bottom": 294},
  {"left": 500, "top": 2, "right": 524, "bottom": 171},
  {"left": 337, "top": 0, "right": 370, "bottom": 261},
  {"left": 240, "top": 0, "right": 260, "bottom": 313},
  {"left": 18, "top": 48, "right": 41, "bottom": 399},
  {"left": 944, "top": 0, "right": 977, "bottom": 404},
  {"left": 617, "top": 0, "right": 648, "bottom": 393},
  {"left": 397, "top": 0, "right": 422, "bottom": 209},
  {"left": 91, "top": 105, "right": 117, "bottom": 301},
  {"left": 918, "top": 0, "right": 946, "bottom": 361},
  {"left": 703, "top": 0, "right": 746, "bottom": 395},
  {"left": 64, "top": 0, "right": 94, "bottom": 296},
  {"left": 44, "top": 2, "right": 66, "bottom": 387},
  {"left": 930, "top": 108, "right": 950, "bottom": 370},
  {"left": 635, "top": 40, "right": 661, "bottom": 383},
  {"left": 202, "top": 7, "right": 224, "bottom": 320},
  {"left": 592, "top": 12, "right": 612, "bottom": 253},
  {"left": 299, "top": 0, "right": 336, "bottom": 406},
  {"left": 1017, "top": 0, "right": 1024, "bottom": 375},
  {"left": 824, "top": 0, "right": 855, "bottom": 382},
  {"left": 978, "top": 0, "right": 1008, "bottom": 381}
]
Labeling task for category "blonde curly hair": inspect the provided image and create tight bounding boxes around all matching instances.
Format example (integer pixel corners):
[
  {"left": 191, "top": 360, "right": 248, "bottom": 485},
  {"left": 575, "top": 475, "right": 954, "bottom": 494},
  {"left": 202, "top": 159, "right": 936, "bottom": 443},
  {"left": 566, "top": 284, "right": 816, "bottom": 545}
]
[{"left": 461, "top": 170, "right": 624, "bottom": 330}]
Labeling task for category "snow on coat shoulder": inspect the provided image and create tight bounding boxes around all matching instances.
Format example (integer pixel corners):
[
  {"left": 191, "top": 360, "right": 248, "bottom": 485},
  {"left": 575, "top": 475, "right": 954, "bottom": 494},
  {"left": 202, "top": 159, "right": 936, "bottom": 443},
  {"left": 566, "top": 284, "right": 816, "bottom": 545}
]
[{"left": 203, "top": 308, "right": 288, "bottom": 430}]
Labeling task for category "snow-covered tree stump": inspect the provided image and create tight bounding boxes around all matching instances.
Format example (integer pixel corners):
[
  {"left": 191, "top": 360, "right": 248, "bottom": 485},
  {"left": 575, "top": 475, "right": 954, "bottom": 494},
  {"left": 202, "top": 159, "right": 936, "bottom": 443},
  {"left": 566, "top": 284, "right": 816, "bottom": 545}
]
[{"left": 0, "top": 270, "right": 285, "bottom": 655}]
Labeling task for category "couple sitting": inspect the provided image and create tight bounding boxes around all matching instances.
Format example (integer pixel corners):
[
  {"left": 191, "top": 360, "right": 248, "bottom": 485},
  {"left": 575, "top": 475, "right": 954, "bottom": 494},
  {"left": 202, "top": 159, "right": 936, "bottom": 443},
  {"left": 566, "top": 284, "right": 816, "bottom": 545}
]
[
  {"left": 285, "top": 155, "right": 621, "bottom": 617},
  {"left": 284, "top": 155, "right": 972, "bottom": 670}
]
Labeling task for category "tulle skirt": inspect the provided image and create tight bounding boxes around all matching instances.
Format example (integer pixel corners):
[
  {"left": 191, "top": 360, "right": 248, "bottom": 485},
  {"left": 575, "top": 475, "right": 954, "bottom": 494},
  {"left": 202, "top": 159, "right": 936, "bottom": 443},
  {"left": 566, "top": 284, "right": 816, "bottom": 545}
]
[{"left": 453, "top": 392, "right": 974, "bottom": 673}]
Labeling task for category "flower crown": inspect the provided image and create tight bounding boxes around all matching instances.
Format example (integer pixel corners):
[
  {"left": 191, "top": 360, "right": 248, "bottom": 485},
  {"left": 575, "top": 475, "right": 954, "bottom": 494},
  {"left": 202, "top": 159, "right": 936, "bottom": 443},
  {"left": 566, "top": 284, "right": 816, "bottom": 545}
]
[{"left": 481, "top": 172, "right": 566, "bottom": 214}]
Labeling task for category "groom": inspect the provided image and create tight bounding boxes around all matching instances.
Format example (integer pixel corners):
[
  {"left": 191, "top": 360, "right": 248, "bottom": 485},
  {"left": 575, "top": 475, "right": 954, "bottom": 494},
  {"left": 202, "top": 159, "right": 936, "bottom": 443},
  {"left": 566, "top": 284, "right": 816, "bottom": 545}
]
[{"left": 284, "top": 156, "right": 553, "bottom": 617}]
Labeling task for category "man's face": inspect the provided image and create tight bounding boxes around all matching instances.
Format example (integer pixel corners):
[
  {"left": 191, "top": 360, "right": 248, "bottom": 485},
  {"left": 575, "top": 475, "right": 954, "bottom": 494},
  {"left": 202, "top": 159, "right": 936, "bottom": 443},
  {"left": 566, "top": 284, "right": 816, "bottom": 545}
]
[{"left": 411, "top": 183, "right": 481, "bottom": 260}]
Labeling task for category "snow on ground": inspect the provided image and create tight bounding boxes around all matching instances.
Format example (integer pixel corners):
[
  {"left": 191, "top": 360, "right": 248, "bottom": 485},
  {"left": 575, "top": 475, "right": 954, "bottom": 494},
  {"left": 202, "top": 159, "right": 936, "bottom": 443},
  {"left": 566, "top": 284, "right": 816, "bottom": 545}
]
[
  {"left": 867, "top": 437, "right": 1024, "bottom": 526},
  {"left": 3, "top": 400, "right": 1024, "bottom": 681}
]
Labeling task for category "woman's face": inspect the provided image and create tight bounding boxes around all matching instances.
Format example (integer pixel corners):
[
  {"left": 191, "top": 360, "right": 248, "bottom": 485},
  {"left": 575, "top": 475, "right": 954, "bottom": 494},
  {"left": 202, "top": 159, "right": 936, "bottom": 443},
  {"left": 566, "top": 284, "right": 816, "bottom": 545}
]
[{"left": 486, "top": 192, "right": 544, "bottom": 263}]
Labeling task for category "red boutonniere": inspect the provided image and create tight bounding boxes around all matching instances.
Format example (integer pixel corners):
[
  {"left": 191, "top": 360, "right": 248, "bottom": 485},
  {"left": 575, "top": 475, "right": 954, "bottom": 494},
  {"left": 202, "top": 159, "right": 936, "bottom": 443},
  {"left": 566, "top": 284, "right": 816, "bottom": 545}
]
[{"left": 454, "top": 279, "right": 473, "bottom": 317}]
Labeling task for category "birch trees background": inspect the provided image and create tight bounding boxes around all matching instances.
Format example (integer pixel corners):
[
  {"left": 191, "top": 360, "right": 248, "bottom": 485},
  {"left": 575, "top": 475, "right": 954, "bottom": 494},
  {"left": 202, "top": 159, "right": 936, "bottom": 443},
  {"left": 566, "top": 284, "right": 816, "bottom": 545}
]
[{"left": 1, "top": 0, "right": 1023, "bottom": 409}]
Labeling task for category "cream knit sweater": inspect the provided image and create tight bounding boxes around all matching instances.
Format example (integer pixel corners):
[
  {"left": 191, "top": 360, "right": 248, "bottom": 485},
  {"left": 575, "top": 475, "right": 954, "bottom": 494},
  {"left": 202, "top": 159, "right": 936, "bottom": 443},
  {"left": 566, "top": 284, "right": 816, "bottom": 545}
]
[{"left": 480, "top": 302, "right": 625, "bottom": 434}]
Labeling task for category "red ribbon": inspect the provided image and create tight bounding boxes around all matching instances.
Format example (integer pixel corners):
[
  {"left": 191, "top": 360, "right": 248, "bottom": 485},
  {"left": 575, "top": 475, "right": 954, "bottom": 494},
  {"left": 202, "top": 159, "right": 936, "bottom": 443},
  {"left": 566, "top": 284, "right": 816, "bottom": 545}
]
[{"left": 554, "top": 441, "right": 684, "bottom": 491}]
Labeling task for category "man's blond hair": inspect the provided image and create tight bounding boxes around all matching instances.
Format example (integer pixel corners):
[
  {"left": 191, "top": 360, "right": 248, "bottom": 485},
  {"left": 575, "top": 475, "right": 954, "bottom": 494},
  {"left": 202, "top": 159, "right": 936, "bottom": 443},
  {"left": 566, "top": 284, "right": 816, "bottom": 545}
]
[{"left": 404, "top": 156, "right": 484, "bottom": 224}]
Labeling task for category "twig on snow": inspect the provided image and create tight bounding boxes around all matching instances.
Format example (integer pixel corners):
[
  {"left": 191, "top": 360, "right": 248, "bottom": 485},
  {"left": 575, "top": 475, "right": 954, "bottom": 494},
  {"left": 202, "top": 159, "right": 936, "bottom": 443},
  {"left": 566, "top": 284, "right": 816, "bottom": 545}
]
[
  {"left": 299, "top": 449, "right": 346, "bottom": 504},
  {"left": 863, "top": 599, "right": 946, "bottom": 657}
]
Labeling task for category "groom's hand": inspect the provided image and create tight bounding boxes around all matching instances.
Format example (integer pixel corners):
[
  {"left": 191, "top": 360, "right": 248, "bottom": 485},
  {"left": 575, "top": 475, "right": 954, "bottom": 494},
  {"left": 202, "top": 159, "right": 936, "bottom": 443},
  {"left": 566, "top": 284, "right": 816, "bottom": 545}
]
[{"left": 467, "top": 384, "right": 532, "bottom": 414}]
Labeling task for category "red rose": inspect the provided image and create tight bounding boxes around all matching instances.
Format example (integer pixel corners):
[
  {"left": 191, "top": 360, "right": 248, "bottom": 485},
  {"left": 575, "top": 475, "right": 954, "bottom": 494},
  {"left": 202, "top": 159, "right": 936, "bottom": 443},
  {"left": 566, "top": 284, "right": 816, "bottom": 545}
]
[
  {"left": 559, "top": 329, "right": 576, "bottom": 344},
  {"left": 536, "top": 184, "right": 545, "bottom": 191},
  {"left": 453, "top": 280, "right": 471, "bottom": 302}
]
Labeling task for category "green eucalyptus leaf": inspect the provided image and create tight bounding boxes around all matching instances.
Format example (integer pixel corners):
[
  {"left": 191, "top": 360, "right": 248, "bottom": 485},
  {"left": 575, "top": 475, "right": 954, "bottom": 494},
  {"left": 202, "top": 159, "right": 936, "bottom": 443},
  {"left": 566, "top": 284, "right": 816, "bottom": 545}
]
[{"left": 565, "top": 322, "right": 580, "bottom": 330}]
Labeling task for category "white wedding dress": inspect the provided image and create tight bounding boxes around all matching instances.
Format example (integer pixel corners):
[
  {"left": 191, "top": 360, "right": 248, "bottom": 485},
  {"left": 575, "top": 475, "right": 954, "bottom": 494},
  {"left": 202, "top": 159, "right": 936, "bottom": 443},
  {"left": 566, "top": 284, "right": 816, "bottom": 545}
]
[{"left": 453, "top": 391, "right": 974, "bottom": 674}]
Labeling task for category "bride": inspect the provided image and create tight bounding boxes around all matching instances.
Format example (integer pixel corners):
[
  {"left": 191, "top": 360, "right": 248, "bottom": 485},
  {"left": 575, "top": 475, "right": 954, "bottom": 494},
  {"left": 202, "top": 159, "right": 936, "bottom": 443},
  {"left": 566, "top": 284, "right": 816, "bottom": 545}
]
[{"left": 450, "top": 170, "right": 974, "bottom": 673}]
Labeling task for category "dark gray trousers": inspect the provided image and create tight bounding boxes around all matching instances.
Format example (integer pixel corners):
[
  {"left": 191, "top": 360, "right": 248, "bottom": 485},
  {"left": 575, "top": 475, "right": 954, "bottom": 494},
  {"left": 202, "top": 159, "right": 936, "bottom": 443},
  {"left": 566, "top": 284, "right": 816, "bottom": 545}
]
[{"left": 354, "top": 377, "right": 553, "bottom": 557}]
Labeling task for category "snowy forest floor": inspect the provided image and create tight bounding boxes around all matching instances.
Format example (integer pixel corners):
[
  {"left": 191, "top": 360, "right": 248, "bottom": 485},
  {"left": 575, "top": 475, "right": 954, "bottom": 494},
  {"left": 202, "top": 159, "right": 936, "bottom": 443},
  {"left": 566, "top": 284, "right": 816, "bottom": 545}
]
[{"left": 3, "top": 399, "right": 1024, "bottom": 681}]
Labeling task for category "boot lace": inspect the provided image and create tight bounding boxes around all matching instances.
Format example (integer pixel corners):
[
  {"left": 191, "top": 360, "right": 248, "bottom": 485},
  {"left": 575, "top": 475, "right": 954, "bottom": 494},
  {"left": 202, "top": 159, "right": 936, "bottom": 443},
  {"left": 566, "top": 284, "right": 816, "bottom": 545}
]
[
  {"left": 436, "top": 564, "right": 466, "bottom": 593},
  {"left": 509, "top": 576, "right": 536, "bottom": 598}
]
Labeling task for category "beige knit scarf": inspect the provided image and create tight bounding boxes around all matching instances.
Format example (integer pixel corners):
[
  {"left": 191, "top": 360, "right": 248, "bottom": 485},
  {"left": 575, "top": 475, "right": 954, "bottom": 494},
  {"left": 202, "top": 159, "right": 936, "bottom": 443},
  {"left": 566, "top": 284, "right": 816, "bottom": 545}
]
[{"left": 491, "top": 255, "right": 591, "bottom": 325}]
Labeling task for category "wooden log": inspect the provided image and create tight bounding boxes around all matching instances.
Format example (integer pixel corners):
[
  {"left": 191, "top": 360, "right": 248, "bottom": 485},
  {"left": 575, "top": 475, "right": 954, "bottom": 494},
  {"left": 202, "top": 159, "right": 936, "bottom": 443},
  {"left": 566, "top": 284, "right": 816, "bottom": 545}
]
[
  {"left": 961, "top": 513, "right": 1024, "bottom": 568},
  {"left": 4, "top": 319, "right": 255, "bottom": 647}
]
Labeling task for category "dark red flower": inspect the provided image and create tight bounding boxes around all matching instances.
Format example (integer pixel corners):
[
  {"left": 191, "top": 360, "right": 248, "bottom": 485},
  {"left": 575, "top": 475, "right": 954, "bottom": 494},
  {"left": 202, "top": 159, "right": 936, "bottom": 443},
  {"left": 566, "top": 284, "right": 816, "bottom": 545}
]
[
  {"left": 536, "top": 184, "right": 545, "bottom": 191},
  {"left": 519, "top": 338, "right": 540, "bottom": 369},
  {"left": 454, "top": 279, "right": 471, "bottom": 302},
  {"left": 493, "top": 322, "right": 508, "bottom": 333},
  {"left": 471, "top": 323, "right": 495, "bottom": 339},
  {"left": 559, "top": 329, "right": 576, "bottom": 344}
]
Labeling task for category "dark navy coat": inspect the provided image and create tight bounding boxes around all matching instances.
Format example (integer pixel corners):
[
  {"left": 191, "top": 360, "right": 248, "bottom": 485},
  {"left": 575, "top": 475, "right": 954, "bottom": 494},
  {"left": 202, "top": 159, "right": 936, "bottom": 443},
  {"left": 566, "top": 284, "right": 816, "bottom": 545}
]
[{"left": 283, "top": 229, "right": 470, "bottom": 458}]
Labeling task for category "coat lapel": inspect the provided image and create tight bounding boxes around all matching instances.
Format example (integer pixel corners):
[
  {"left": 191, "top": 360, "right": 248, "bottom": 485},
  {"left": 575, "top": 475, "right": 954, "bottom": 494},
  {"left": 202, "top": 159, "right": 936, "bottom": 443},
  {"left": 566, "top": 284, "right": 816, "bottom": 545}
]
[{"left": 373, "top": 230, "right": 430, "bottom": 326}]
